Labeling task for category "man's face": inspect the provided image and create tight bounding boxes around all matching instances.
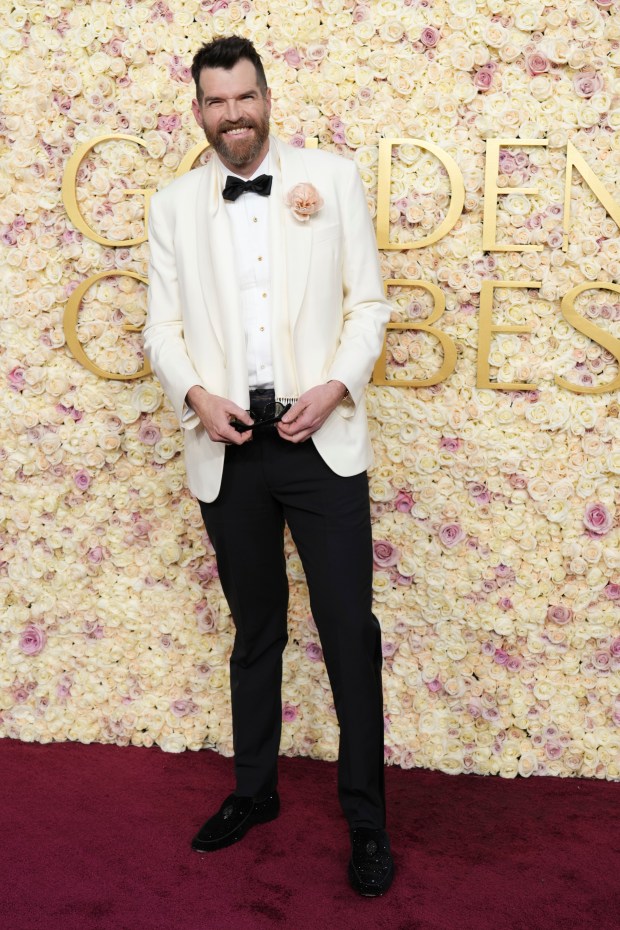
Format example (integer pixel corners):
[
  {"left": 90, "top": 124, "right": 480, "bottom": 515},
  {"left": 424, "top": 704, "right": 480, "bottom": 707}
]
[{"left": 192, "top": 59, "right": 271, "bottom": 177}]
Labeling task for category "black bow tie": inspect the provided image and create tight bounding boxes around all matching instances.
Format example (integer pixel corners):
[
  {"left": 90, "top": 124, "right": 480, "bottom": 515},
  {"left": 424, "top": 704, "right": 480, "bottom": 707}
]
[{"left": 222, "top": 174, "right": 273, "bottom": 202}]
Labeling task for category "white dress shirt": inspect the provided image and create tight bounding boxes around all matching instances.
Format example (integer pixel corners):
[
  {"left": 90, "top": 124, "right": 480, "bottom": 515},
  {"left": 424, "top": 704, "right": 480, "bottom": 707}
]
[
  {"left": 182, "top": 149, "right": 275, "bottom": 423},
  {"left": 219, "top": 150, "right": 274, "bottom": 390}
]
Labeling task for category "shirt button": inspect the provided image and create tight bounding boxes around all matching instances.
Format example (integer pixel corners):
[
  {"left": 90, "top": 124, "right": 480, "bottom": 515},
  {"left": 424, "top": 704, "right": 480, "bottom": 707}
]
[
  {"left": 257, "top": 256, "right": 263, "bottom": 262},
  {"left": 252, "top": 217, "right": 258, "bottom": 223},
  {"left": 259, "top": 326, "right": 265, "bottom": 332},
  {"left": 262, "top": 292, "right": 267, "bottom": 298}
]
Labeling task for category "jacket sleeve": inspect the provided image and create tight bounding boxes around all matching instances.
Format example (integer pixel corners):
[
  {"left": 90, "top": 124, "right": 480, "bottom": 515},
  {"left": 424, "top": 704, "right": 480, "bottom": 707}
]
[
  {"left": 326, "top": 160, "right": 390, "bottom": 413},
  {"left": 143, "top": 192, "right": 202, "bottom": 430}
]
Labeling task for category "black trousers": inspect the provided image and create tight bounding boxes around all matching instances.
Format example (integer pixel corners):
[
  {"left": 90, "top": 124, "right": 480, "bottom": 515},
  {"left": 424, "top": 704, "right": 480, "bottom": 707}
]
[{"left": 199, "top": 417, "right": 385, "bottom": 829}]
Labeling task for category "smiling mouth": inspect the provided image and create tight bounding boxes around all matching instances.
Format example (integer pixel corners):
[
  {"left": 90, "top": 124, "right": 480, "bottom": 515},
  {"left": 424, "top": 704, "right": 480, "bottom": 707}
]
[{"left": 220, "top": 125, "right": 254, "bottom": 138}]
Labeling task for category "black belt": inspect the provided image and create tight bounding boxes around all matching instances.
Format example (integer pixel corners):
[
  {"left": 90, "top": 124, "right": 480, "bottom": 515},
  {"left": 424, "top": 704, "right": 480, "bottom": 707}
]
[{"left": 249, "top": 387, "right": 276, "bottom": 418}]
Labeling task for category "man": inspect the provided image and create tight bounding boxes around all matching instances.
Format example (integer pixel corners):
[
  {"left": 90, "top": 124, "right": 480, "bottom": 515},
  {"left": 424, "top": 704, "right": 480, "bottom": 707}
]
[{"left": 144, "top": 36, "right": 393, "bottom": 897}]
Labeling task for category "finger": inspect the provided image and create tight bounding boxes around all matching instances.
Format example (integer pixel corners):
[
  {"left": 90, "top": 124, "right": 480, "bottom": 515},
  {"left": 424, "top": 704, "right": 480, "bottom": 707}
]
[
  {"left": 280, "top": 427, "right": 313, "bottom": 443},
  {"left": 218, "top": 424, "right": 250, "bottom": 445},
  {"left": 281, "top": 400, "right": 308, "bottom": 424},
  {"left": 226, "top": 404, "right": 254, "bottom": 427},
  {"left": 279, "top": 409, "right": 316, "bottom": 431},
  {"left": 277, "top": 421, "right": 315, "bottom": 441}
]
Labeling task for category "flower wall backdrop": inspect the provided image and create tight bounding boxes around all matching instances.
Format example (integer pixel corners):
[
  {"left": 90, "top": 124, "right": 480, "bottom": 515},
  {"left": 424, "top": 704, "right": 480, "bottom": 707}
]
[{"left": 1, "top": 0, "right": 619, "bottom": 779}]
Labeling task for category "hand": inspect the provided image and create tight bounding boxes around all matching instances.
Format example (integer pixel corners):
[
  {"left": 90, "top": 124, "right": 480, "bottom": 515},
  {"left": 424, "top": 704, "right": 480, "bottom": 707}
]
[
  {"left": 186, "top": 385, "right": 254, "bottom": 445},
  {"left": 277, "top": 381, "right": 348, "bottom": 444}
]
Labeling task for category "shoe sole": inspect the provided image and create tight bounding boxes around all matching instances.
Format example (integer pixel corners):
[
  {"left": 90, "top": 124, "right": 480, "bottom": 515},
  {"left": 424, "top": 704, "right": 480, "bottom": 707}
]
[{"left": 191, "top": 807, "right": 279, "bottom": 853}]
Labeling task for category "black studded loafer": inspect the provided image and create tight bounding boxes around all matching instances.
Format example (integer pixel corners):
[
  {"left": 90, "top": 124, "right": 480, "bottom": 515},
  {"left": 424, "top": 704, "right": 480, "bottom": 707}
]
[
  {"left": 191, "top": 791, "right": 280, "bottom": 852},
  {"left": 348, "top": 827, "right": 394, "bottom": 897}
]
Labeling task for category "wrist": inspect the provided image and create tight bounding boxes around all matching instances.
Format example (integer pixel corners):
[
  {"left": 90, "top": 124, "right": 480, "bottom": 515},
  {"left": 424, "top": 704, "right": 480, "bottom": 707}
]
[
  {"left": 186, "top": 384, "right": 208, "bottom": 409},
  {"left": 327, "top": 379, "right": 348, "bottom": 401}
]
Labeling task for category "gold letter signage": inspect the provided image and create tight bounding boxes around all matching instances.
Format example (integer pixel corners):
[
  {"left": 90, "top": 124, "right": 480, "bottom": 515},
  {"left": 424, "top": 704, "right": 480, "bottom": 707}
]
[
  {"left": 63, "top": 271, "right": 151, "bottom": 381},
  {"left": 373, "top": 281, "right": 457, "bottom": 388},
  {"left": 63, "top": 135, "right": 620, "bottom": 393},
  {"left": 376, "top": 139, "right": 465, "bottom": 250},
  {"left": 62, "top": 134, "right": 156, "bottom": 247}
]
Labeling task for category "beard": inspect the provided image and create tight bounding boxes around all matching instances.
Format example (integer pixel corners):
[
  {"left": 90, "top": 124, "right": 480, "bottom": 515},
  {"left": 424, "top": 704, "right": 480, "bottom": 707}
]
[{"left": 204, "top": 107, "right": 270, "bottom": 170}]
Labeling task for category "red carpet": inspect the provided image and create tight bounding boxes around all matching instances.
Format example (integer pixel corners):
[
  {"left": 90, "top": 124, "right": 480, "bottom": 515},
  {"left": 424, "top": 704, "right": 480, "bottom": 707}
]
[{"left": 1, "top": 738, "right": 618, "bottom": 930}]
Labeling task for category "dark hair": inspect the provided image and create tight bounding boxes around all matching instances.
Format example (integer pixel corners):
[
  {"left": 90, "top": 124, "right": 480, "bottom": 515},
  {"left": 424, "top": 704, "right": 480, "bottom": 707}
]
[{"left": 191, "top": 36, "right": 268, "bottom": 101}]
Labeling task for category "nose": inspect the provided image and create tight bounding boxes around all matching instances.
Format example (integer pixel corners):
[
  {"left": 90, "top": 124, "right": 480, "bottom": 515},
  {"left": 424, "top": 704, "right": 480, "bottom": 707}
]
[{"left": 223, "top": 99, "right": 241, "bottom": 123}]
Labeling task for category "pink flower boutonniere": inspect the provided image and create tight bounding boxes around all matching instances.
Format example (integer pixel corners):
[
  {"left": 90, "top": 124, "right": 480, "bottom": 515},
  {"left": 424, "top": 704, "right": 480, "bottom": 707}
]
[{"left": 285, "top": 183, "right": 324, "bottom": 222}]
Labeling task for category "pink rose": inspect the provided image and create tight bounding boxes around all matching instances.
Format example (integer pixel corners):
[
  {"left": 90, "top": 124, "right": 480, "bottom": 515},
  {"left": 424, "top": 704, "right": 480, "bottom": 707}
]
[
  {"left": 604, "top": 584, "right": 620, "bottom": 600},
  {"left": 525, "top": 52, "right": 549, "bottom": 76},
  {"left": 305, "top": 643, "right": 323, "bottom": 662},
  {"left": 440, "top": 437, "right": 461, "bottom": 451},
  {"left": 132, "top": 519, "right": 151, "bottom": 538},
  {"left": 593, "top": 651, "right": 611, "bottom": 670},
  {"left": 74, "top": 469, "right": 91, "bottom": 491},
  {"left": 506, "top": 655, "right": 523, "bottom": 672},
  {"left": 19, "top": 625, "right": 47, "bottom": 656},
  {"left": 573, "top": 72, "right": 603, "bottom": 98},
  {"left": 85, "top": 623, "right": 105, "bottom": 640},
  {"left": 468, "top": 482, "right": 491, "bottom": 503},
  {"left": 499, "top": 151, "right": 519, "bottom": 173},
  {"left": 157, "top": 113, "right": 181, "bottom": 132},
  {"left": 105, "top": 37, "right": 124, "bottom": 57},
  {"left": 87, "top": 546, "right": 104, "bottom": 564},
  {"left": 473, "top": 67, "right": 494, "bottom": 91},
  {"left": 171, "top": 700, "right": 194, "bottom": 717},
  {"left": 609, "top": 637, "right": 620, "bottom": 658},
  {"left": 282, "top": 702, "right": 298, "bottom": 722},
  {"left": 285, "top": 183, "right": 323, "bottom": 222},
  {"left": 196, "top": 604, "right": 217, "bottom": 633},
  {"left": 438, "top": 523, "right": 464, "bottom": 548},
  {"left": 495, "top": 563, "right": 515, "bottom": 581},
  {"left": 138, "top": 421, "right": 161, "bottom": 445},
  {"left": 394, "top": 490, "right": 414, "bottom": 512},
  {"left": 284, "top": 47, "right": 303, "bottom": 68},
  {"left": 56, "top": 677, "right": 72, "bottom": 701},
  {"left": 584, "top": 502, "right": 613, "bottom": 535},
  {"left": 395, "top": 573, "right": 413, "bottom": 586},
  {"left": 420, "top": 27, "right": 440, "bottom": 47},
  {"left": 8, "top": 367, "right": 25, "bottom": 391},
  {"left": 547, "top": 605, "right": 573, "bottom": 624},
  {"left": 426, "top": 678, "right": 442, "bottom": 692},
  {"left": 373, "top": 539, "right": 400, "bottom": 568}
]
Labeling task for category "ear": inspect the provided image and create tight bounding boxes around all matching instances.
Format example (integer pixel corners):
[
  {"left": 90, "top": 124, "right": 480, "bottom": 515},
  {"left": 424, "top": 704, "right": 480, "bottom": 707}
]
[
  {"left": 191, "top": 97, "right": 203, "bottom": 129},
  {"left": 265, "top": 87, "right": 272, "bottom": 117}
]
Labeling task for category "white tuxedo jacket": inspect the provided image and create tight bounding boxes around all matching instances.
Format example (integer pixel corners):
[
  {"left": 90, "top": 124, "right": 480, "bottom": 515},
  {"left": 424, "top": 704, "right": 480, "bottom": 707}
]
[{"left": 144, "top": 136, "right": 390, "bottom": 502}]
